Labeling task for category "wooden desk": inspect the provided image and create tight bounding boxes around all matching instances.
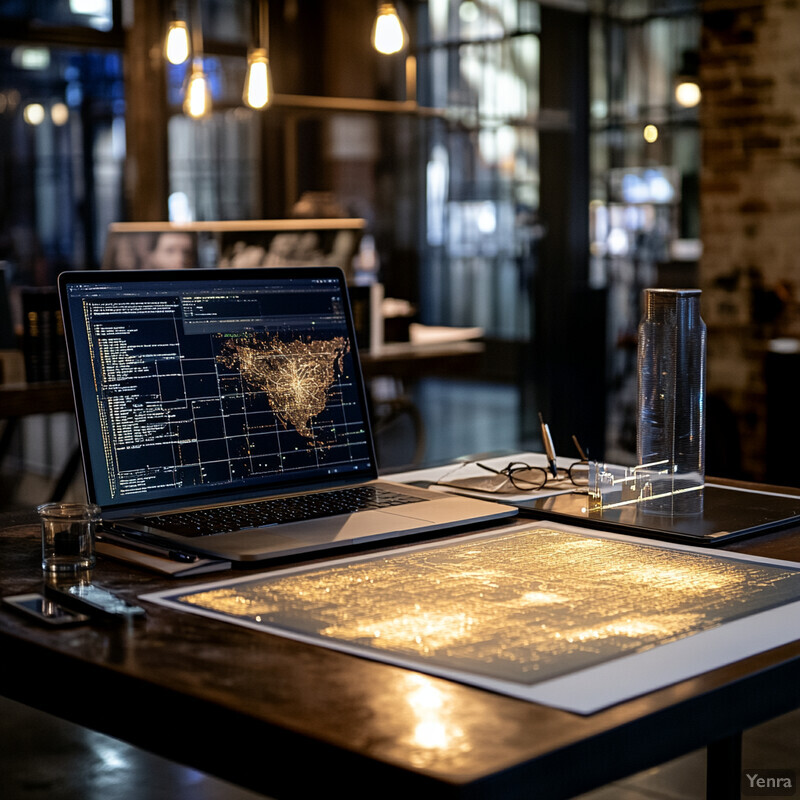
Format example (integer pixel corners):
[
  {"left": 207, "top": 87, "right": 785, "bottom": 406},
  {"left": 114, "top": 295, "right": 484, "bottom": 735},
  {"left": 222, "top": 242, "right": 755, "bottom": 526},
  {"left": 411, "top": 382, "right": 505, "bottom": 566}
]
[
  {"left": 2, "top": 491, "right": 800, "bottom": 799},
  {"left": 0, "top": 381, "right": 74, "bottom": 418},
  {"left": 0, "top": 380, "right": 75, "bottom": 459},
  {"left": 361, "top": 340, "right": 484, "bottom": 380},
  {"left": 362, "top": 341, "right": 485, "bottom": 467},
  {"left": 0, "top": 382, "right": 79, "bottom": 502}
]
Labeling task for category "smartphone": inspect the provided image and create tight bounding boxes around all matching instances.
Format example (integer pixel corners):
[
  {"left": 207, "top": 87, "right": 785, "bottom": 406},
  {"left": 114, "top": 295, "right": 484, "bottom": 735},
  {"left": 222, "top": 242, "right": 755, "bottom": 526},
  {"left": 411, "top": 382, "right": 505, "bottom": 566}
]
[
  {"left": 3, "top": 593, "right": 90, "bottom": 626},
  {"left": 43, "top": 582, "right": 146, "bottom": 622}
]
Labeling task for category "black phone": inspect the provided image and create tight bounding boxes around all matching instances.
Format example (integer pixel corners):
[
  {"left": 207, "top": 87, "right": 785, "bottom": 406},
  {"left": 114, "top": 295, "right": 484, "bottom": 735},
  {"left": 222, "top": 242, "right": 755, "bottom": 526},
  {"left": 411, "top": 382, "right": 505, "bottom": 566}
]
[
  {"left": 43, "top": 582, "right": 146, "bottom": 622},
  {"left": 3, "top": 593, "right": 90, "bottom": 626}
]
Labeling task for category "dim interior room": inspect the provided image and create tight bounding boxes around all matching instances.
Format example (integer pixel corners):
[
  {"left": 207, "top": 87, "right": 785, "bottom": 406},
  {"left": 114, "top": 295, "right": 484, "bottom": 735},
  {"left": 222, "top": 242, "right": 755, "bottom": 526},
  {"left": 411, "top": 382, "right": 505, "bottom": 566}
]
[{"left": 2, "top": 1, "right": 800, "bottom": 798}]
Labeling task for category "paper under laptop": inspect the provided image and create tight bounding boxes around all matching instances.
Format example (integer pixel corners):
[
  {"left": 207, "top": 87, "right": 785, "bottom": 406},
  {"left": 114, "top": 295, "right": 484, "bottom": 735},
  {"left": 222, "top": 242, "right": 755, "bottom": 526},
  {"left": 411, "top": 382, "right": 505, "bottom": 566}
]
[{"left": 58, "top": 267, "right": 516, "bottom": 562}]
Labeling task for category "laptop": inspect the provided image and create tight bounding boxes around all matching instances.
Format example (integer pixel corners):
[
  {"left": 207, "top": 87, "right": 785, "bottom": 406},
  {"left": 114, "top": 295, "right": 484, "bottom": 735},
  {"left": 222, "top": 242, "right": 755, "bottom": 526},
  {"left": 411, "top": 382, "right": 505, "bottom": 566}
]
[{"left": 58, "top": 267, "right": 516, "bottom": 562}]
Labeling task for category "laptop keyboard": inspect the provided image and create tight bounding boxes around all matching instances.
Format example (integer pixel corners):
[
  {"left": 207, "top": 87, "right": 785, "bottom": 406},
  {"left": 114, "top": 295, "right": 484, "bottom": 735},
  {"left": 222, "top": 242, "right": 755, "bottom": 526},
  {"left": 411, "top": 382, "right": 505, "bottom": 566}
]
[{"left": 140, "top": 485, "right": 425, "bottom": 538}]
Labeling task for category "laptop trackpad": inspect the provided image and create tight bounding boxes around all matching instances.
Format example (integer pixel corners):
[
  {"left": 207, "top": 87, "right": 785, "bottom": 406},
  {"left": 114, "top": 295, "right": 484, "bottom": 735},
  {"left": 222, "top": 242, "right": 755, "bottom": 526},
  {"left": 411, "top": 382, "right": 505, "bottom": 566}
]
[
  {"left": 201, "top": 510, "right": 428, "bottom": 561},
  {"left": 275, "top": 509, "right": 430, "bottom": 543}
]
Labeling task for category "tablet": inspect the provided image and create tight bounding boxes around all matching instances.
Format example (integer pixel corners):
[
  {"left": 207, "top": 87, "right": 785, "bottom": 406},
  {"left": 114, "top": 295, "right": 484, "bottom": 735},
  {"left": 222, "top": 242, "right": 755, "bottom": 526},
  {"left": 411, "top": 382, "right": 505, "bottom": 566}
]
[{"left": 517, "top": 483, "right": 800, "bottom": 544}]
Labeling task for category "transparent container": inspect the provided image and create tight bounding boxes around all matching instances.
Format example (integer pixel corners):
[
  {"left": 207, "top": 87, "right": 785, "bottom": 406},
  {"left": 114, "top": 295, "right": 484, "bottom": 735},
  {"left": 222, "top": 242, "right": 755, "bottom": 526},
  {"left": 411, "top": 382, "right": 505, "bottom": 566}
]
[
  {"left": 636, "top": 288, "right": 706, "bottom": 514},
  {"left": 39, "top": 502, "right": 99, "bottom": 574}
]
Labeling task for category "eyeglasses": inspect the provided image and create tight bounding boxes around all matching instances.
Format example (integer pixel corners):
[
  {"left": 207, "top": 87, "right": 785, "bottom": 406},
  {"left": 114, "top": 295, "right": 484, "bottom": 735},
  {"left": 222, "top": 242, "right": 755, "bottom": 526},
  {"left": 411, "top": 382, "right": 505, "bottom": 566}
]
[
  {"left": 436, "top": 437, "right": 590, "bottom": 496},
  {"left": 473, "top": 459, "right": 589, "bottom": 492}
]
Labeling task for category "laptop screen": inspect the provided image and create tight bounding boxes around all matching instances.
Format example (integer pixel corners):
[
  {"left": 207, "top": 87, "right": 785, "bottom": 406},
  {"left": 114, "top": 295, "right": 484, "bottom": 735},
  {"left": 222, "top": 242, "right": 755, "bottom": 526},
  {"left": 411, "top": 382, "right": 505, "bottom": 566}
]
[{"left": 59, "top": 268, "right": 377, "bottom": 510}]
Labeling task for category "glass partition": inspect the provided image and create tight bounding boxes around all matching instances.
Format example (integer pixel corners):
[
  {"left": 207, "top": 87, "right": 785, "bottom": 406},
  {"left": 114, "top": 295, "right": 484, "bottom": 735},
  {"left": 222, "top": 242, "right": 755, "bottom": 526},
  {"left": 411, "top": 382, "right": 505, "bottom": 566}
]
[{"left": 417, "top": 0, "right": 541, "bottom": 341}]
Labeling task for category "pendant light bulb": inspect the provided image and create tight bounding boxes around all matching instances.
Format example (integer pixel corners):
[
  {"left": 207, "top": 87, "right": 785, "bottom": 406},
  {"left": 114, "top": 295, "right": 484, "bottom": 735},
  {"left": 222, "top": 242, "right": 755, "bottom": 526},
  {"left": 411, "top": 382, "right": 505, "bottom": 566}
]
[
  {"left": 372, "top": 3, "right": 407, "bottom": 55},
  {"left": 675, "top": 80, "right": 701, "bottom": 108},
  {"left": 184, "top": 60, "right": 210, "bottom": 118},
  {"left": 243, "top": 48, "right": 272, "bottom": 109},
  {"left": 165, "top": 19, "right": 190, "bottom": 65}
]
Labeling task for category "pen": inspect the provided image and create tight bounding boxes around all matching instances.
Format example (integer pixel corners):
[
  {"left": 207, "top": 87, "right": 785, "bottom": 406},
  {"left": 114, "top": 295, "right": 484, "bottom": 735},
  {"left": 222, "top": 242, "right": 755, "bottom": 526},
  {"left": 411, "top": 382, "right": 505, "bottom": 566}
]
[
  {"left": 167, "top": 550, "right": 198, "bottom": 563},
  {"left": 97, "top": 533, "right": 199, "bottom": 563},
  {"left": 539, "top": 412, "right": 559, "bottom": 478}
]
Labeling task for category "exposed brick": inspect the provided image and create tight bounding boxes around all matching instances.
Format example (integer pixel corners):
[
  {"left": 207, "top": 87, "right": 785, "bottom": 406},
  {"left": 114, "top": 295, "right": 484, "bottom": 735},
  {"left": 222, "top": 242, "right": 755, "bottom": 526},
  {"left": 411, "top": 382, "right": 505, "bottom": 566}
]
[
  {"left": 742, "top": 134, "right": 782, "bottom": 148},
  {"left": 765, "top": 113, "right": 797, "bottom": 126},
  {"left": 702, "top": 76, "right": 735, "bottom": 91},
  {"left": 718, "top": 94, "right": 765, "bottom": 107},
  {"left": 699, "top": 0, "right": 800, "bottom": 479},
  {"left": 712, "top": 113, "right": 767, "bottom": 127},
  {"left": 741, "top": 75, "right": 775, "bottom": 88},
  {"left": 701, "top": 178, "right": 741, "bottom": 192}
]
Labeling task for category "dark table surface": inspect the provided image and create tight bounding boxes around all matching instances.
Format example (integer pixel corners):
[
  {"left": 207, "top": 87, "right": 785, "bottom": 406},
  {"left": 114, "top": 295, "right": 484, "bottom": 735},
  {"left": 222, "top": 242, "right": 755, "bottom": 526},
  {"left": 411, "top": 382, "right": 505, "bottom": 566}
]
[{"left": 2, "top": 481, "right": 800, "bottom": 799}]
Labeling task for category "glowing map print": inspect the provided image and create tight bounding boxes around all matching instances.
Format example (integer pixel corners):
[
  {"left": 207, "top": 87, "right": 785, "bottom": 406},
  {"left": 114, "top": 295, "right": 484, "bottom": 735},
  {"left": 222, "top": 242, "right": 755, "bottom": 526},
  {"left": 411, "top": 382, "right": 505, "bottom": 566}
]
[
  {"left": 166, "top": 526, "right": 800, "bottom": 686},
  {"left": 217, "top": 333, "right": 349, "bottom": 440}
]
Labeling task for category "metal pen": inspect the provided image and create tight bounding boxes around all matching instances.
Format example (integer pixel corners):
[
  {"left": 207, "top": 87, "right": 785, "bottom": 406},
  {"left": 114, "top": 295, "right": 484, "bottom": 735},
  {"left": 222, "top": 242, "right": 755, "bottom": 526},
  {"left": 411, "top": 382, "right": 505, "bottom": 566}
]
[
  {"left": 539, "top": 412, "right": 558, "bottom": 478},
  {"left": 97, "top": 531, "right": 199, "bottom": 563}
]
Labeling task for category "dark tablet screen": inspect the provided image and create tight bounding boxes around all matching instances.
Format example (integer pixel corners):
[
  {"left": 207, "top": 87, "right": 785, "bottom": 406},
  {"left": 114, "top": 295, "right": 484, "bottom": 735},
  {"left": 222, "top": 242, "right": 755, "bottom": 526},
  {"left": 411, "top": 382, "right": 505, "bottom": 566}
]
[{"left": 518, "top": 484, "right": 800, "bottom": 545}]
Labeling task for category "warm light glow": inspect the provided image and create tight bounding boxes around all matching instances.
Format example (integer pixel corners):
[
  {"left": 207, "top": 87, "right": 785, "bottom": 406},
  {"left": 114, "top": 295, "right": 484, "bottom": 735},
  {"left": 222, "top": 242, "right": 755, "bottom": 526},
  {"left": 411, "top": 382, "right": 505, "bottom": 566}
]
[
  {"left": 675, "top": 80, "right": 701, "bottom": 108},
  {"left": 405, "top": 54, "right": 417, "bottom": 102},
  {"left": 50, "top": 102, "right": 70, "bottom": 126},
  {"left": 165, "top": 20, "right": 191, "bottom": 65},
  {"left": 372, "top": 3, "right": 407, "bottom": 55},
  {"left": 23, "top": 103, "right": 45, "bottom": 126},
  {"left": 184, "top": 62, "right": 210, "bottom": 118},
  {"left": 643, "top": 124, "right": 659, "bottom": 143},
  {"left": 243, "top": 48, "right": 272, "bottom": 109}
]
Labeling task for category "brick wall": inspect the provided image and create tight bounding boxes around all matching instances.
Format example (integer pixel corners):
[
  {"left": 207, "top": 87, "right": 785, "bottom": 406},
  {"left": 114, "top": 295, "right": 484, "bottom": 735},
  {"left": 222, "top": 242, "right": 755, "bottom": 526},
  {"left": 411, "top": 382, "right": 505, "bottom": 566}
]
[{"left": 700, "top": 0, "right": 800, "bottom": 479}]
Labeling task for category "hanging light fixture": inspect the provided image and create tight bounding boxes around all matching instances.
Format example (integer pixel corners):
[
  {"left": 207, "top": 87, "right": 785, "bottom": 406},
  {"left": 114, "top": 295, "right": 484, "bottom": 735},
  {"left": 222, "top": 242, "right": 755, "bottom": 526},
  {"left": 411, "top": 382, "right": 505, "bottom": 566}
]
[
  {"left": 243, "top": 0, "right": 273, "bottom": 109},
  {"left": 675, "top": 79, "right": 701, "bottom": 108},
  {"left": 674, "top": 50, "right": 701, "bottom": 109},
  {"left": 243, "top": 49, "right": 272, "bottom": 109},
  {"left": 183, "top": 0, "right": 210, "bottom": 118},
  {"left": 184, "top": 60, "right": 210, "bottom": 117},
  {"left": 165, "top": 20, "right": 190, "bottom": 65},
  {"left": 675, "top": 76, "right": 701, "bottom": 108},
  {"left": 372, "top": 3, "right": 407, "bottom": 55}
]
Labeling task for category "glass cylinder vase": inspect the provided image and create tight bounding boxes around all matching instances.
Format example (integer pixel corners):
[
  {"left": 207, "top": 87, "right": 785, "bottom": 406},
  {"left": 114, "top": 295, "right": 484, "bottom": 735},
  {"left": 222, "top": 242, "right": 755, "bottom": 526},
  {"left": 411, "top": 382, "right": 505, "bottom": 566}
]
[{"left": 636, "top": 288, "right": 706, "bottom": 514}]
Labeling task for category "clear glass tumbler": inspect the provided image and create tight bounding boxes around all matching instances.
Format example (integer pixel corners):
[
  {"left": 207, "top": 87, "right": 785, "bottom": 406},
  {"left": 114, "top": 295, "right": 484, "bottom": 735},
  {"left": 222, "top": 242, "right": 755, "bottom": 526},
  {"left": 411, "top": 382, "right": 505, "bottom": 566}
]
[
  {"left": 637, "top": 288, "right": 706, "bottom": 514},
  {"left": 38, "top": 502, "right": 99, "bottom": 574}
]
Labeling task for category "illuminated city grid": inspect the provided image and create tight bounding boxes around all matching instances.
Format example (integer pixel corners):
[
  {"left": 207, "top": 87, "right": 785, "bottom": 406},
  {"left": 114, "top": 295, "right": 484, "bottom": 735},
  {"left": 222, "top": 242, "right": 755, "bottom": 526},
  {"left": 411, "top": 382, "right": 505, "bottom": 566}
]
[{"left": 175, "top": 527, "right": 800, "bottom": 685}]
